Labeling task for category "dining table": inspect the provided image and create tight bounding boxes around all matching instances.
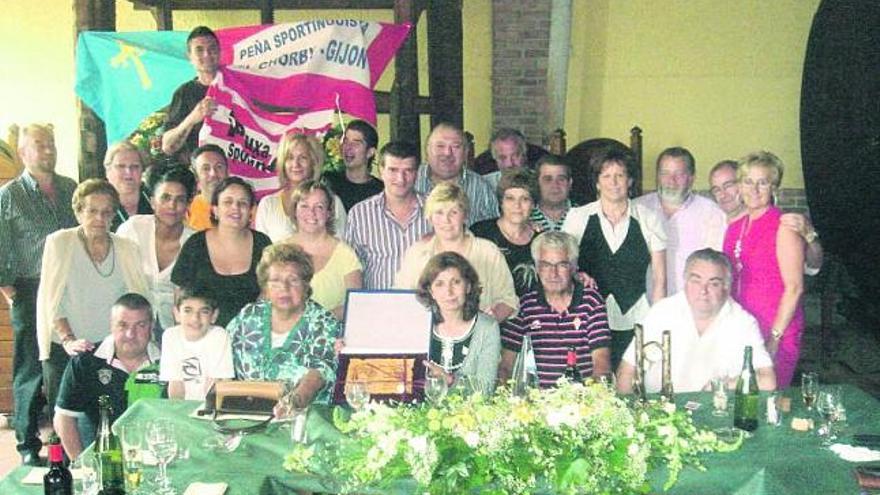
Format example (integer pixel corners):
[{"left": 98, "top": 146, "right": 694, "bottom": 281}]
[{"left": 2, "top": 384, "right": 878, "bottom": 494}]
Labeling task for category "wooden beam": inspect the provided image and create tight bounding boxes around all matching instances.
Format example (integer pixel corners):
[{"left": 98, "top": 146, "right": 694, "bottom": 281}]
[
  {"left": 130, "top": 0, "right": 394, "bottom": 10},
  {"left": 389, "top": 0, "right": 422, "bottom": 148},
  {"left": 374, "top": 92, "right": 433, "bottom": 115},
  {"left": 74, "top": 0, "right": 115, "bottom": 180},
  {"left": 426, "top": 0, "right": 463, "bottom": 130},
  {"left": 260, "top": 0, "right": 274, "bottom": 24},
  {"left": 151, "top": 0, "right": 173, "bottom": 30}
]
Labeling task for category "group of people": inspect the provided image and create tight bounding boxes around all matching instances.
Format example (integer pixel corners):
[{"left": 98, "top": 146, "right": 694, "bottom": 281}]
[{"left": 0, "top": 25, "right": 821, "bottom": 464}]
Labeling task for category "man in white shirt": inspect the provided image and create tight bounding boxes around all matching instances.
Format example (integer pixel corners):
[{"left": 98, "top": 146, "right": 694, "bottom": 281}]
[
  {"left": 635, "top": 147, "right": 726, "bottom": 294},
  {"left": 617, "top": 248, "right": 776, "bottom": 393}
]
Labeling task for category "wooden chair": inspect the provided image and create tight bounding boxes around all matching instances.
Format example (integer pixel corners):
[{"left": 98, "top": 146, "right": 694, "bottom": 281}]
[{"left": 562, "top": 126, "right": 643, "bottom": 205}]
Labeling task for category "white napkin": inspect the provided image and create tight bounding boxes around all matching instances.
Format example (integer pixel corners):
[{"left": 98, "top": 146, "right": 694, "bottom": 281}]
[
  {"left": 830, "top": 443, "right": 880, "bottom": 462},
  {"left": 183, "top": 482, "right": 228, "bottom": 495},
  {"left": 21, "top": 467, "right": 85, "bottom": 484}
]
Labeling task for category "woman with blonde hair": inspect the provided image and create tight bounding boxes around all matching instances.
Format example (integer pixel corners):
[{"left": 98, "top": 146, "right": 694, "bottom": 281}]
[
  {"left": 723, "top": 151, "right": 804, "bottom": 388},
  {"left": 255, "top": 133, "right": 346, "bottom": 242},
  {"left": 280, "top": 180, "right": 362, "bottom": 320},
  {"left": 395, "top": 182, "right": 518, "bottom": 322}
]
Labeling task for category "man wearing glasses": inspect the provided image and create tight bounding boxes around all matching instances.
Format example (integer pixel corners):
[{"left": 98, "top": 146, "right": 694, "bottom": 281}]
[{"left": 499, "top": 231, "right": 611, "bottom": 388}]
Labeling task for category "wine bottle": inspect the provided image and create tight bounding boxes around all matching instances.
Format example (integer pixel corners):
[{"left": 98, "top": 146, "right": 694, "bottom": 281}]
[
  {"left": 734, "top": 346, "right": 759, "bottom": 432},
  {"left": 563, "top": 346, "right": 580, "bottom": 382},
  {"left": 44, "top": 435, "right": 72, "bottom": 495},
  {"left": 96, "top": 395, "right": 125, "bottom": 495}
]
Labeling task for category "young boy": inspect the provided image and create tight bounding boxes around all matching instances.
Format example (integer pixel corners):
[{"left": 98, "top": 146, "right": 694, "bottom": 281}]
[{"left": 160, "top": 287, "right": 234, "bottom": 400}]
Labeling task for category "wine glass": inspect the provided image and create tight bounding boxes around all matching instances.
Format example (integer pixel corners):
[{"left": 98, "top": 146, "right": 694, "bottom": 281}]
[
  {"left": 424, "top": 374, "right": 448, "bottom": 405},
  {"left": 710, "top": 377, "right": 729, "bottom": 417},
  {"left": 346, "top": 380, "right": 371, "bottom": 411},
  {"left": 145, "top": 419, "right": 178, "bottom": 495},
  {"left": 801, "top": 372, "right": 818, "bottom": 412},
  {"left": 119, "top": 422, "right": 145, "bottom": 493},
  {"left": 816, "top": 386, "right": 843, "bottom": 445}
]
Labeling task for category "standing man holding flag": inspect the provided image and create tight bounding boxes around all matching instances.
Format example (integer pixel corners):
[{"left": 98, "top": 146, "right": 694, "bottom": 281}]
[{"left": 162, "top": 26, "right": 220, "bottom": 161}]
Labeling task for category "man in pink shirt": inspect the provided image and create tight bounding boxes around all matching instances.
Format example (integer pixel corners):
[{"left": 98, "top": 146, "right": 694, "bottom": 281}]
[{"left": 635, "top": 147, "right": 726, "bottom": 294}]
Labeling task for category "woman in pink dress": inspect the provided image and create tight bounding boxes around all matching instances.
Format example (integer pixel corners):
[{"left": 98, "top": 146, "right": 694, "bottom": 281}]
[{"left": 723, "top": 151, "right": 805, "bottom": 388}]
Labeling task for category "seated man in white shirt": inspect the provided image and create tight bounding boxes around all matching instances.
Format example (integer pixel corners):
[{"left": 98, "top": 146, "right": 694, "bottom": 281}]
[{"left": 617, "top": 248, "right": 776, "bottom": 393}]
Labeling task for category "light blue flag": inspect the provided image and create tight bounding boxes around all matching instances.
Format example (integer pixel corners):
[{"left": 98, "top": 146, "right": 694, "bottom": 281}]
[{"left": 75, "top": 31, "right": 195, "bottom": 145}]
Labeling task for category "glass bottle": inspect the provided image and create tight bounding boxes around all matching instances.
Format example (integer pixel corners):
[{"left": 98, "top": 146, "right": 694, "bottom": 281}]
[
  {"left": 563, "top": 346, "right": 580, "bottom": 382},
  {"left": 734, "top": 346, "right": 759, "bottom": 432},
  {"left": 512, "top": 334, "right": 540, "bottom": 397},
  {"left": 44, "top": 435, "right": 73, "bottom": 495},
  {"left": 96, "top": 395, "right": 125, "bottom": 495}
]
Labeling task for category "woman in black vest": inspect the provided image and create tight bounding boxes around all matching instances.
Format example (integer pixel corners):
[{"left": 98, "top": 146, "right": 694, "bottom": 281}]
[{"left": 561, "top": 148, "right": 667, "bottom": 370}]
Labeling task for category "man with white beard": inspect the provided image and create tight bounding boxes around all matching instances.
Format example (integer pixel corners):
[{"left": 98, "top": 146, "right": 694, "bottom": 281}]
[{"left": 635, "top": 147, "right": 726, "bottom": 294}]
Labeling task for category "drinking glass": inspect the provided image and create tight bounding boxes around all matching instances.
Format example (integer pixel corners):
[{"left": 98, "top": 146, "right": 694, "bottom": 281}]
[
  {"left": 816, "top": 386, "right": 844, "bottom": 445},
  {"left": 801, "top": 372, "right": 818, "bottom": 412},
  {"left": 73, "top": 451, "right": 100, "bottom": 495},
  {"left": 710, "top": 377, "right": 729, "bottom": 417},
  {"left": 346, "top": 380, "right": 371, "bottom": 411},
  {"left": 145, "top": 419, "right": 178, "bottom": 495},
  {"left": 119, "top": 422, "right": 145, "bottom": 493},
  {"left": 424, "top": 374, "right": 448, "bottom": 405}
]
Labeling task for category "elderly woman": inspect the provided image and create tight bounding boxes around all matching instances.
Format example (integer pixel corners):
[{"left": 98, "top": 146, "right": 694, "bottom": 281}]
[
  {"left": 118, "top": 166, "right": 197, "bottom": 330},
  {"left": 36, "top": 179, "right": 150, "bottom": 416},
  {"left": 255, "top": 133, "right": 346, "bottom": 242},
  {"left": 562, "top": 148, "right": 666, "bottom": 371},
  {"left": 172, "top": 177, "right": 272, "bottom": 327},
  {"left": 723, "top": 151, "right": 805, "bottom": 388},
  {"left": 470, "top": 169, "right": 539, "bottom": 296},
  {"left": 227, "top": 243, "right": 339, "bottom": 405},
  {"left": 280, "top": 180, "right": 362, "bottom": 320},
  {"left": 103, "top": 141, "right": 153, "bottom": 232},
  {"left": 418, "top": 252, "right": 501, "bottom": 395},
  {"left": 395, "top": 182, "right": 518, "bottom": 322}
]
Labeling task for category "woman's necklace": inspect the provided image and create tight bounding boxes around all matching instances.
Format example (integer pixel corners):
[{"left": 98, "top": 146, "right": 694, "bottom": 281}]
[
  {"left": 498, "top": 219, "right": 531, "bottom": 245},
  {"left": 78, "top": 228, "right": 115, "bottom": 278}
]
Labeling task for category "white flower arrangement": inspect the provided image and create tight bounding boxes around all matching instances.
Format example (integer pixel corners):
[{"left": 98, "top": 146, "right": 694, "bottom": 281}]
[{"left": 285, "top": 379, "right": 742, "bottom": 494}]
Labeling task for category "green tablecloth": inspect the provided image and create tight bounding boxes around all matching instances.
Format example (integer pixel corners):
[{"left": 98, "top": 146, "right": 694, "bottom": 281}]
[{"left": 2, "top": 385, "right": 877, "bottom": 494}]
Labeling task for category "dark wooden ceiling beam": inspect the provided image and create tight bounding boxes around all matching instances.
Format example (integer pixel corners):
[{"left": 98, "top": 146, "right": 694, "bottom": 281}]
[
  {"left": 388, "top": 0, "right": 423, "bottom": 147},
  {"left": 426, "top": 0, "right": 462, "bottom": 130},
  {"left": 129, "top": 0, "right": 395, "bottom": 11},
  {"left": 260, "top": 0, "right": 274, "bottom": 24}
]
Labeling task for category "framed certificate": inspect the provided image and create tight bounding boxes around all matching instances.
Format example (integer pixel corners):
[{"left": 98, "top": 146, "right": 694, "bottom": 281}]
[{"left": 333, "top": 290, "right": 432, "bottom": 404}]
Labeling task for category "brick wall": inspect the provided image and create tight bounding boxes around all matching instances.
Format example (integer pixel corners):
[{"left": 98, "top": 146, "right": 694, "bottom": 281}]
[{"left": 492, "top": 0, "right": 552, "bottom": 144}]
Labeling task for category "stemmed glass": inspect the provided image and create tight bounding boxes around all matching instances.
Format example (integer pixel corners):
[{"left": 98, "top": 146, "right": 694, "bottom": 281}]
[
  {"left": 801, "top": 372, "right": 818, "bottom": 412},
  {"left": 346, "top": 380, "right": 371, "bottom": 411},
  {"left": 816, "top": 386, "right": 844, "bottom": 445},
  {"left": 145, "top": 419, "right": 178, "bottom": 495},
  {"left": 119, "top": 422, "right": 146, "bottom": 493},
  {"left": 424, "top": 374, "right": 448, "bottom": 405}
]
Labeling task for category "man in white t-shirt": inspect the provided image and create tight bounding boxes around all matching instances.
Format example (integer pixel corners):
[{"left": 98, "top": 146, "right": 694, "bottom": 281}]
[
  {"left": 617, "top": 248, "right": 776, "bottom": 393},
  {"left": 160, "top": 288, "right": 234, "bottom": 400}
]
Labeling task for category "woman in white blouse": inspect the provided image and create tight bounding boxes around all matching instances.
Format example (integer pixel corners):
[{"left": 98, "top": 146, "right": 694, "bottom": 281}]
[
  {"left": 117, "top": 166, "right": 197, "bottom": 330},
  {"left": 255, "top": 133, "right": 346, "bottom": 242},
  {"left": 562, "top": 148, "right": 666, "bottom": 370}
]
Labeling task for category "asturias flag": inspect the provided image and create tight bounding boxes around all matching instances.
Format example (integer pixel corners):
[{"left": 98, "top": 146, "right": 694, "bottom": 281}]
[{"left": 75, "top": 31, "right": 194, "bottom": 145}]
